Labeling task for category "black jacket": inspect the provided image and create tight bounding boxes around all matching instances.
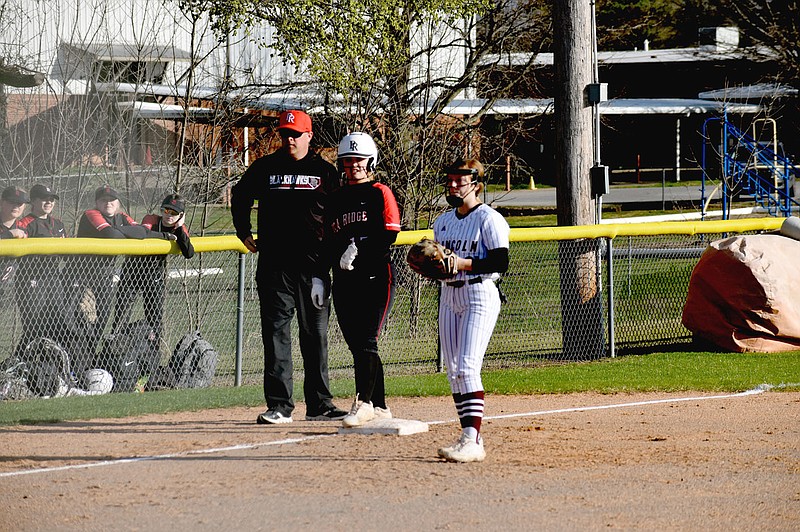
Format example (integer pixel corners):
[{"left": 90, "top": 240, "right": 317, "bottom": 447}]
[{"left": 231, "top": 149, "right": 338, "bottom": 271}]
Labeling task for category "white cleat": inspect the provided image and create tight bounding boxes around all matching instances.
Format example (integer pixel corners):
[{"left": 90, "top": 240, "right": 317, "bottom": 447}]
[
  {"left": 374, "top": 406, "right": 392, "bottom": 419},
  {"left": 438, "top": 433, "right": 486, "bottom": 463},
  {"left": 342, "top": 396, "right": 376, "bottom": 428}
]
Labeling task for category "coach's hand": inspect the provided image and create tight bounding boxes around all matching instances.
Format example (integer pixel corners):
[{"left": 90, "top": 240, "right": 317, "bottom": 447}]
[
  {"left": 242, "top": 235, "right": 258, "bottom": 253},
  {"left": 311, "top": 277, "right": 327, "bottom": 310}
]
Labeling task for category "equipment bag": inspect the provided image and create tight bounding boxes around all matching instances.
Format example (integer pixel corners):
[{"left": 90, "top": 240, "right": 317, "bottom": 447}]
[
  {"left": 162, "top": 330, "right": 218, "bottom": 389},
  {"left": 102, "top": 320, "right": 160, "bottom": 392},
  {"left": 19, "top": 337, "right": 74, "bottom": 397}
]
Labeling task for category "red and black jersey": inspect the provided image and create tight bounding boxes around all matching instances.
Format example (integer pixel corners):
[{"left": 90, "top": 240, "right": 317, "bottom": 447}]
[
  {"left": 77, "top": 209, "right": 175, "bottom": 241},
  {"left": 17, "top": 214, "right": 67, "bottom": 238},
  {"left": 141, "top": 214, "right": 194, "bottom": 259},
  {"left": 77, "top": 209, "right": 138, "bottom": 238},
  {"left": 0, "top": 219, "right": 25, "bottom": 240},
  {"left": 322, "top": 181, "right": 401, "bottom": 273},
  {"left": 120, "top": 213, "right": 194, "bottom": 283},
  {"left": 231, "top": 149, "right": 339, "bottom": 270},
  {"left": 0, "top": 220, "right": 25, "bottom": 284}
]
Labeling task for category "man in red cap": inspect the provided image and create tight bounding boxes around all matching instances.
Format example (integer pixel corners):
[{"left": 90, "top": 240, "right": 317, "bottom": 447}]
[{"left": 231, "top": 109, "right": 347, "bottom": 424}]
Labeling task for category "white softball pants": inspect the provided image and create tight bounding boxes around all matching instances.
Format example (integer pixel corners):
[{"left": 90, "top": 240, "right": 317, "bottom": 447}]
[{"left": 439, "top": 279, "right": 501, "bottom": 395}]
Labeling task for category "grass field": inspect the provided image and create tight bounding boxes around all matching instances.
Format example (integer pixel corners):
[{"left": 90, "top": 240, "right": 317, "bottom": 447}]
[{"left": 2, "top": 350, "right": 798, "bottom": 426}]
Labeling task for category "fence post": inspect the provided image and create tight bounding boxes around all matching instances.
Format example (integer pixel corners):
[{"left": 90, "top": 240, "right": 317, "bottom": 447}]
[
  {"left": 235, "top": 252, "right": 246, "bottom": 386},
  {"left": 606, "top": 237, "right": 615, "bottom": 358}
]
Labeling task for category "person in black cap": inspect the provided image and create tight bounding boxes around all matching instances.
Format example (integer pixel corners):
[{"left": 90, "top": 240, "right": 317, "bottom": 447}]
[
  {"left": 69, "top": 184, "right": 179, "bottom": 375},
  {"left": 0, "top": 186, "right": 29, "bottom": 324},
  {"left": 15, "top": 184, "right": 74, "bottom": 354},
  {"left": 18, "top": 184, "right": 67, "bottom": 238},
  {"left": 111, "top": 193, "right": 194, "bottom": 375},
  {"left": 0, "top": 186, "right": 29, "bottom": 240}
]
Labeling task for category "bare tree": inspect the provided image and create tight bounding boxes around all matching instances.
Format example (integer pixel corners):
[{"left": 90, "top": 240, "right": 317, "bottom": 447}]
[{"left": 720, "top": 1, "right": 800, "bottom": 88}]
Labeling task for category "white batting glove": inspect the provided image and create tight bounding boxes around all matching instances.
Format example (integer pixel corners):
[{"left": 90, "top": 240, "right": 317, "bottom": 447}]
[
  {"left": 311, "top": 277, "right": 326, "bottom": 310},
  {"left": 339, "top": 240, "right": 358, "bottom": 270}
]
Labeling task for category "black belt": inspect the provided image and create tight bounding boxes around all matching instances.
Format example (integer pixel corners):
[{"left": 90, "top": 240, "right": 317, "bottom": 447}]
[{"left": 446, "top": 277, "right": 483, "bottom": 287}]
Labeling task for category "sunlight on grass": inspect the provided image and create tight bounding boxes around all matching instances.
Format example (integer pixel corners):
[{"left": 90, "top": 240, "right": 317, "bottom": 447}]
[{"left": 2, "top": 351, "right": 797, "bottom": 425}]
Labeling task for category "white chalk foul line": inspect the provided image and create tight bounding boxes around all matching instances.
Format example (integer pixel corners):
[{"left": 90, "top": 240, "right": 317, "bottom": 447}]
[
  {"left": 426, "top": 383, "right": 775, "bottom": 425},
  {"left": 1, "top": 383, "right": 784, "bottom": 478},
  {"left": 0, "top": 434, "right": 334, "bottom": 479}
]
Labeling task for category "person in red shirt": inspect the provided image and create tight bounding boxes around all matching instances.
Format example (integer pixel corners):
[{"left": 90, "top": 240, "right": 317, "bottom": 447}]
[
  {"left": 0, "top": 186, "right": 28, "bottom": 289},
  {"left": 69, "top": 184, "right": 177, "bottom": 375},
  {"left": 18, "top": 184, "right": 67, "bottom": 238},
  {"left": 15, "top": 184, "right": 73, "bottom": 355},
  {"left": 0, "top": 186, "right": 28, "bottom": 241},
  {"left": 111, "top": 193, "right": 194, "bottom": 376}
]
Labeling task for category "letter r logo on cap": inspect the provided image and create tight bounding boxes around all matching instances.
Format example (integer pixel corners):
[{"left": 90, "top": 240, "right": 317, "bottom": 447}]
[
  {"left": 286, "top": 112, "right": 295, "bottom": 124},
  {"left": 350, "top": 141, "right": 358, "bottom": 151}
]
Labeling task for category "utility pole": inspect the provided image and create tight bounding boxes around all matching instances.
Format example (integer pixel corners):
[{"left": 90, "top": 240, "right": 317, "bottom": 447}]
[{"left": 553, "top": 0, "right": 605, "bottom": 360}]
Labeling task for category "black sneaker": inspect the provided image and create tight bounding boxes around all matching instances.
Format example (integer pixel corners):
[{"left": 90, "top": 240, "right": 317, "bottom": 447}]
[
  {"left": 305, "top": 406, "right": 348, "bottom": 421},
  {"left": 256, "top": 409, "right": 293, "bottom": 424}
]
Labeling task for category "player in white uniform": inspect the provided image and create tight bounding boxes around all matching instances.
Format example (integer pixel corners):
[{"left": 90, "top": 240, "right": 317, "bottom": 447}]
[{"left": 433, "top": 158, "right": 510, "bottom": 463}]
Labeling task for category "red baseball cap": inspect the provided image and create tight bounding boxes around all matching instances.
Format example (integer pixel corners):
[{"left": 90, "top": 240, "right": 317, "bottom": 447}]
[{"left": 277, "top": 110, "right": 312, "bottom": 133}]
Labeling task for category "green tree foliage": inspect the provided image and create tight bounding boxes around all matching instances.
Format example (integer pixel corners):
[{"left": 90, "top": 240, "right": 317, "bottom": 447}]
[{"left": 194, "top": 0, "right": 551, "bottom": 228}]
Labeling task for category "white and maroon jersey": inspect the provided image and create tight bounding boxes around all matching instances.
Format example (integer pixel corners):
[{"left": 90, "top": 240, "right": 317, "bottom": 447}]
[{"left": 433, "top": 203, "right": 510, "bottom": 283}]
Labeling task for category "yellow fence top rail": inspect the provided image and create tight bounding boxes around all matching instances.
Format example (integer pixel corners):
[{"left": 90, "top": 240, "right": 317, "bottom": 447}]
[
  {"left": 396, "top": 217, "right": 783, "bottom": 245},
  {"left": 0, "top": 218, "right": 784, "bottom": 257},
  {"left": 0, "top": 235, "right": 248, "bottom": 257}
]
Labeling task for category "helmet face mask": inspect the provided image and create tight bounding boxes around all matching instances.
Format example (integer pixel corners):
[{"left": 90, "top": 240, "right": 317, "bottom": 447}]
[{"left": 337, "top": 132, "right": 378, "bottom": 172}]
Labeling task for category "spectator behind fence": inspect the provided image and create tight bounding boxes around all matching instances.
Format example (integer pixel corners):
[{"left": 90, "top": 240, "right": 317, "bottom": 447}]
[
  {"left": 15, "top": 184, "right": 76, "bottom": 354},
  {"left": 0, "top": 186, "right": 28, "bottom": 241},
  {"left": 69, "top": 184, "right": 178, "bottom": 374},
  {"left": 111, "top": 193, "right": 194, "bottom": 362},
  {"left": 0, "top": 187, "right": 29, "bottom": 310}
]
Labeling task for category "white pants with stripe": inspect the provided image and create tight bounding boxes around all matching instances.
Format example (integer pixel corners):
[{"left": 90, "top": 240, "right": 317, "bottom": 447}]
[{"left": 439, "top": 279, "right": 501, "bottom": 395}]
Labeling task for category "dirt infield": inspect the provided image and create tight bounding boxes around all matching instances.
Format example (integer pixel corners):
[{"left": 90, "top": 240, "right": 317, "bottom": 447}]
[{"left": 1, "top": 390, "right": 798, "bottom": 531}]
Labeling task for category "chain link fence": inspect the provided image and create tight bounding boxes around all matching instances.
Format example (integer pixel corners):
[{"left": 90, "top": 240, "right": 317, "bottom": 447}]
[{"left": 0, "top": 218, "right": 783, "bottom": 399}]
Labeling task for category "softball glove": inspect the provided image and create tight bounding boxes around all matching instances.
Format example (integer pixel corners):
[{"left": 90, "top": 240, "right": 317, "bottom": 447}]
[{"left": 406, "top": 238, "right": 458, "bottom": 280}]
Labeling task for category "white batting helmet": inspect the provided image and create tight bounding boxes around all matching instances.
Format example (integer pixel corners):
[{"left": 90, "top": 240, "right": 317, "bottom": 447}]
[{"left": 337, "top": 132, "right": 378, "bottom": 171}]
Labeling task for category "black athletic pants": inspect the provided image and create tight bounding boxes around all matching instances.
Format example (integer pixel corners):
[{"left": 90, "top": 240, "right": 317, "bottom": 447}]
[
  {"left": 332, "top": 263, "right": 395, "bottom": 409},
  {"left": 66, "top": 256, "right": 116, "bottom": 374},
  {"left": 112, "top": 256, "right": 166, "bottom": 341},
  {"left": 256, "top": 267, "right": 335, "bottom": 417}
]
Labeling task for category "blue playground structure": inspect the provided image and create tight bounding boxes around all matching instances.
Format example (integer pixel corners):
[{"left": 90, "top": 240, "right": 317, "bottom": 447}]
[{"left": 701, "top": 114, "right": 799, "bottom": 219}]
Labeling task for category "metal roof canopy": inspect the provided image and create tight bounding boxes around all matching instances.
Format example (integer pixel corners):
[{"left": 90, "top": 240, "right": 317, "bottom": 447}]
[
  {"left": 62, "top": 43, "right": 192, "bottom": 63},
  {"left": 116, "top": 101, "right": 214, "bottom": 120},
  {"left": 698, "top": 83, "right": 799, "bottom": 101},
  {"left": 481, "top": 45, "right": 771, "bottom": 69},
  {"left": 105, "top": 82, "right": 761, "bottom": 119},
  {"left": 433, "top": 98, "right": 760, "bottom": 116}
]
